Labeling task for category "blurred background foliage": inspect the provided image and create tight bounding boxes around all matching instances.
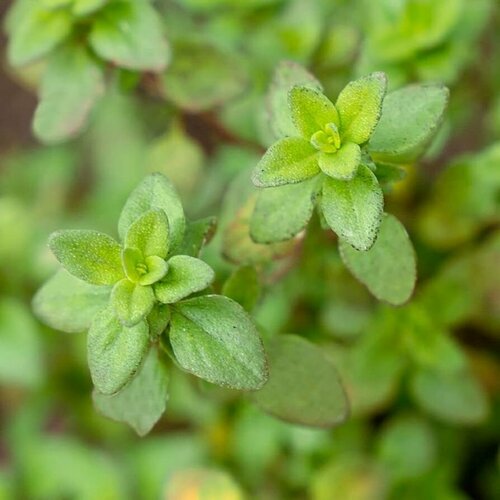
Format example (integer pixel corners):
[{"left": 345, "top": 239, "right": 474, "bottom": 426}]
[{"left": 0, "top": 0, "right": 499, "bottom": 498}]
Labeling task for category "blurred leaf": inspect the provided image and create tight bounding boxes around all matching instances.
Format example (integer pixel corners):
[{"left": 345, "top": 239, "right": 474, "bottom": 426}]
[
  {"left": 146, "top": 123, "right": 205, "bottom": 200},
  {"left": 222, "top": 266, "right": 260, "bottom": 312},
  {"left": 311, "top": 455, "right": 387, "bottom": 500},
  {"left": 322, "top": 165, "right": 383, "bottom": 251},
  {"left": 33, "top": 44, "right": 105, "bottom": 144},
  {"left": 251, "top": 335, "right": 349, "bottom": 427},
  {"left": 402, "top": 305, "right": 466, "bottom": 374},
  {"left": 89, "top": 0, "right": 169, "bottom": 71},
  {"left": 339, "top": 214, "right": 416, "bottom": 305},
  {"left": 72, "top": 0, "right": 108, "bottom": 16},
  {"left": 223, "top": 192, "right": 296, "bottom": 266},
  {"left": 88, "top": 307, "right": 149, "bottom": 394},
  {"left": 169, "top": 295, "right": 268, "bottom": 390},
  {"left": 165, "top": 468, "right": 244, "bottom": 500},
  {"left": 20, "top": 436, "right": 124, "bottom": 499},
  {"left": 129, "top": 434, "right": 208, "bottom": 499},
  {"left": 93, "top": 346, "right": 169, "bottom": 436},
  {"left": 0, "top": 298, "right": 43, "bottom": 388},
  {"left": 163, "top": 38, "right": 247, "bottom": 111},
  {"left": 369, "top": 84, "right": 449, "bottom": 163},
  {"left": 33, "top": 269, "right": 111, "bottom": 333},
  {"left": 7, "top": 3, "right": 72, "bottom": 66},
  {"left": 376, "top": 415, "right": 436, "bottom": 482},
  {"left": 411, "top": 368, "right": 489, "bottom": 425}
]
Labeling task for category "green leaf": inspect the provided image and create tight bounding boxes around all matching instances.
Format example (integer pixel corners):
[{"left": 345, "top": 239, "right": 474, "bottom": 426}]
[
  {"left": 222, "top": 266, "right": 261, "bottom": 312},
  {"left": 124, "top": 209, "right": 169, "bottom": 258},
  {"left": 318, "top": 142, "right": 361, "bottom": 180},
  {"left": 251, "top": 335, "right": 348, "bottom": 427},
  {"left": 376, "top": 415, "right": 436, "bottom": 481},
  {"left": 369, "top": 84, "right": 449, "bottom": 164},
  {"left": 111, "top": 279, "right": 155, "bottom": 326},
  {"left": 73, "top": 0, "right": 108, "bottom": 16},
  {"left": 251, "top": 137, "right": 319, "bottom": 187},
  {"left": 49, "top": 229, "right": 124, "bottom": 285},
  {"left": 169, "top": 295, "right": 268, "bottom": 390},
  {"left": 339, "top": 214, "right": 416, "bottom": 305},
  {"left": 177, "top": 217, "right": 217, "bottom": 257},
  {"left": 89, "top": 0, "right": 169, "bottom": 71},
  {"left": 162, "top": 38, "right": 247, "bottom": 112},
  {"left": 7, "top": 5, "right": 72, "bottom": 66},
  {"left": 118, "top": 173, "right": 185, "bottom": 252},
  {"left": 87, "top": 307, "right": 149, "bottom": 394},
  {"left": 33, "top": 45, "right": 105, "bottom": 144},
  {"left": 335, "top": 72, "right": 387, "bottom": 144},
  {"left": 266, "top": 60, "right": 323, "bottom": 140},
  {"left": 140, "top": 256, "right": 169, "bottom": 286},
  {"left": 250, "top": 176, "right": 320, "bottom": 243},
  {"left": 33, "top": 269, "right": 111, "bottom": 333},
  {"left": 93, "top": 346, "right": 169, "bottom": 436},
  {"left": 0, "top": 298, "right": 43, "bottom": 388},
  {"left": 321, "top": 164, "right": 384, "bottom": 251},
  {"left": 411, "top": 368, "right": 489, "bottom": 425},
  {"left": 147, "top": 304, "right": 171, "bottom": 339},
  {"left": 154, "top": 255, "right": 214, "bottom": 304},
  {"left": 288, "top": 86, "right": 340, "bottom": 138}
]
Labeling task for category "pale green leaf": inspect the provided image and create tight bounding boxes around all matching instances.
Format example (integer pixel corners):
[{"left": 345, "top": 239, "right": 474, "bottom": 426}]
[
  {"left": 162, "top": 38, "right": 247, "bottom": 112},
  {"left": 411, "top": 368, "right": 489, "bottom": 425},
  {"left": 222, "top": 266, "right": 260, "bottom": 312},
  {"left": 251, "top": 335, "right": 348, "bottom": 427},
  {"left": 7, "top": 5, "right": 72, "bottom": 66},
  {"left": 376, "top": 415, "right": 436, "bottom": 481},
  {"left": 140, "top": 256, "right": 169, "bottom": 286},
  {"left": 154, "top": 255, "right": 214, "bottom": 304},
  {"left": 169, "top": 295, "right": 268, "bottom": 390},
  {"left": 251, "top": 137, "right": 320, "bottom": 187},
  {"left": 266, "top": 60, "right": 323, "bottom": 140},
  {"left": 288, "top": 86, "right": 340, "bottom": 138},
  {"left": 336, "top": 72, "right": 387, "bottom": 144},
  {"left": 93, "top": 346, "right": 169, "bottom": 436},
  {"left": 369, "top": 84, "right": 449, "bottom": 163},
  {"left": 0, "top": 298, "right": 43, "bottom": 388},
  {"left": 321, "top": 165, "right": 384, "bottom": 251},
  {"left": 118, "top": 173, "right": 185, "bottom": 252},
  {"left": 33, "top": 269, "right": 111, "bottom": 333},
  {"left": 124, "top": 208, "right": 169, "bottom": 258},
  {"left": 87, "top": 307, "right": 149, "bottom": 394},
  {"left": 318, "top": 142, "right": 361, "bottom": 180},
  {"left": 49, "top": 229, "right": 124, "bottom": 285},
  {"left": 339, "top": 214, "right": 416, "bottom": 305},
  {"left": 89, "top": 0, "right": 169, "bottom": 71},
  {"left": 250, "top": 176, "right": 320, "bottom": 243},
  {"left": 33, "top": 45, "right": 105, "bottom": 144},
  {"left": 73, "top": 0, "right": 108, "bottom": 16},
  {"left": 111, "top": 279, "right": 155, "bottom": 326}
]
